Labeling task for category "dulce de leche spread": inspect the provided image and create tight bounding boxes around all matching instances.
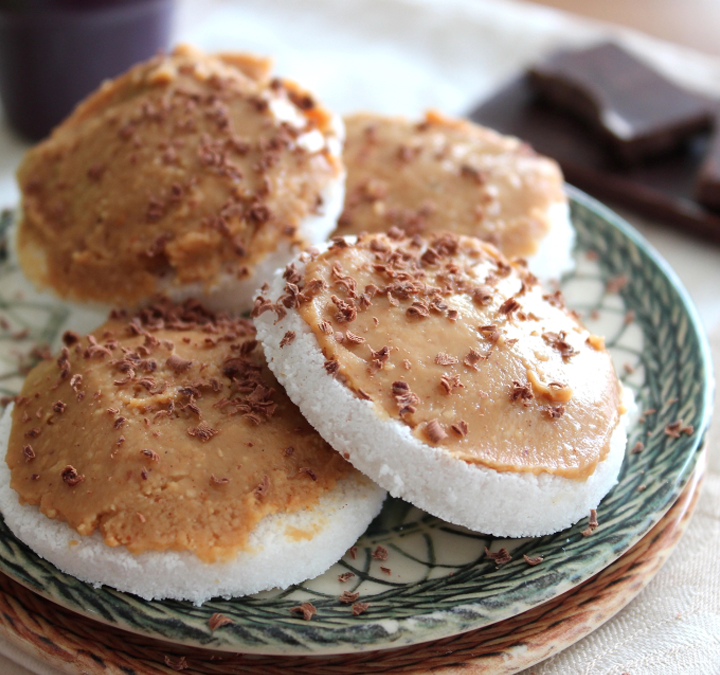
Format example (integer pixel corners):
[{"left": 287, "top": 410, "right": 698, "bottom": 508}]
[
  {"left": 258, "top": 232, "right": 622, "bottom": 480},
  {"left": 6, "top": 301, "right": 353, "bottom": 563},
  {"left": 335, "top": 112, "right": 566, "bottom": 259},
  {"left": 16, "top": 45, "right": 342, "bottom": 307}
]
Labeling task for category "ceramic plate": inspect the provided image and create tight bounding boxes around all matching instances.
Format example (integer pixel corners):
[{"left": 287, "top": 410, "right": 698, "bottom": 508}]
[{"left": 0, "top": 188, "right": 712, "bottom": 656}]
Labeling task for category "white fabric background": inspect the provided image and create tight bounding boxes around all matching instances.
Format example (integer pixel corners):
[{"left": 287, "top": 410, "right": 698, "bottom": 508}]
[{"left": 0, "top": 1, "right": 718, "bottom": 673}]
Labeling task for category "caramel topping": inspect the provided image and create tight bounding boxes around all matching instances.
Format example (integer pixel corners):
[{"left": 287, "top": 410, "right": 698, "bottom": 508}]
[
  {"left": 335, "top": 111, "right": 566, "bottom": 259},
  {"left": 288, "top": 232, "right": 621, "bottom": 480},
  {"left": 7, "top": 299, "right": 353, "bottom": 562},
  {"left": 16, "top": 45, "right": 342, "bottom": 308}
]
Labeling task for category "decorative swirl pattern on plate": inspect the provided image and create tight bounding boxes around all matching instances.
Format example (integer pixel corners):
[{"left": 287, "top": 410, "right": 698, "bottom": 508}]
[{"left": 0, "top": 189, "right": 712, "bottom": 655}]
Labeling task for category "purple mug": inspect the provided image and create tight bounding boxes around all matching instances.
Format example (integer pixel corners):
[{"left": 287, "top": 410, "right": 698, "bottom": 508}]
[{"left": 0, "top": 0, "right": 174, "bottom": 140}]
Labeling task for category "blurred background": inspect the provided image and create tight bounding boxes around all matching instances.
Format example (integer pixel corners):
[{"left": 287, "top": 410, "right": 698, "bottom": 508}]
[{"left": 529, "top": 0, "right": 720, "bottom": 56}]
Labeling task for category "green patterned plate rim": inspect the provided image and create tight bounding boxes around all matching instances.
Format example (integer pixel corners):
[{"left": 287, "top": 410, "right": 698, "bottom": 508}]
[{"left": 0, "top": 187, "right": 712, "bottom": 656}]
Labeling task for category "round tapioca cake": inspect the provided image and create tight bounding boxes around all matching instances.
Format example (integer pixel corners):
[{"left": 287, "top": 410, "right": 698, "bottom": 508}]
[
  {"left": 253, "top": 231, "right": 632, "bottom": 538},
  {"left": 15, "top": 45, "right": 345, "bottom": 314},
  {"left": 334, "top": 111, "right": 575, "bottom": 281},
  {"left": 0, "top": 300, "right": 384, "bottom": 603}
]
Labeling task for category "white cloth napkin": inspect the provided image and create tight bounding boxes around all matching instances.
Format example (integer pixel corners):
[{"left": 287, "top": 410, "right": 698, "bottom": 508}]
[{"left": 0, "top": 1, "right": 718, "bottom": 673}]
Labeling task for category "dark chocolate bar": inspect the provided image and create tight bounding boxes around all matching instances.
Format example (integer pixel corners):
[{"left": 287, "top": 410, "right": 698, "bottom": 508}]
[
  {"left": 468, "top": 75, "right": 720, "bottom": 242},
  {"left": 696, "top": 124, "right": 720, "bottom": 210},
  {"left": 528, "top": 42, "right": 714, "bottom": 165}
]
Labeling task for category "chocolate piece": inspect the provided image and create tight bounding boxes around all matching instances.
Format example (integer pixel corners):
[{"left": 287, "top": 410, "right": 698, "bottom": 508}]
[
  {"left": 528, "top": 43, "right": 714, "bottom": 165},
  {"left": 469, "top": 76, "right": 720, "bottom": 242},
  {"left": 696, "top": 128, "right": 720, "bottom": 210}
]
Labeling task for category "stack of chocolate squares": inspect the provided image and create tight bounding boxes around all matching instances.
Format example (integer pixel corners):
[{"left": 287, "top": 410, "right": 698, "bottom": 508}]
[{"left": 471, "top": 42, "right": 720, "bottom": 240}]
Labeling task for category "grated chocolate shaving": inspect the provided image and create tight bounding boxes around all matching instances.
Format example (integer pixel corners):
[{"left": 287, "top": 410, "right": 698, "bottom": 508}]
[
  {"left": 543, "top": 405, "right": 565, "bottom": 420},
  {"left": 523, "top": 554, "right": 544, "bottom": 566},
  {"left": 371, "top": 545, "right": 389, "bottom": 561},
  {"left": 324, "top": 357, "right": 340, "bottom": 376},
  {"left": 208, "top": 613, "right": 233, "bottom": 631},
  {"left": 472, "top": 285, "right": 493, "bottom": 305},
  {"left": 463, "top": 348, "right": 485, "bottom": 370},
  {"left": 582, "top": 508, "right": 599, "bottom": 536},
  {"left": 664, "top": 420, "right": 694, "bottom": 438},
  {"left": 424, "top": 419, "right": 447, "bottom": 443},
  {"left": 22, "top": 445, "right": 35, "bottom": 462},
  {"left": 141, "top": 448, "right": 159, "bottom": 461},
  {"left": 338, "top": 572, "right": 356, "bottom": 583},
  {"left": 406, "top": 300, "right": 430, "bottom": 318},
  {"left": 279, "top": 331, "right": 296, "bottom": 347},
  {"left": 440, "top": 374, "right": 463, "bottom": 395},
  {"left": 352, "top": 602, "right": 369, "bottom": 616},
  {"left": 451, "top": 420, "right": 469, "bottom": 437},
  {"left": 510, "top": 380, "right": 534, "bottom": 406},
  {"left": 289, "top": 602, "right": 316, "bottom": 621},
  {"left": 631, "top": 441, "right": 644, "bottom": 454},
  {"left": 62, "top": 330, "right": 81, "bottom": 347},
  {"left": 498, "top": 298, "right": 520, "bottom": 315},
  {"left": 187, "top": 421, "right": 218, "bottom": 442},
  {"left": 435, "top": 352, "right": 458, "bottom": 366},
  {"left": 478, "top": 324, "right": 500, "bottom": 342},
  {"left": 485, "top": 547, "right": 512, "bottom": 565},
  {"left": 166, "top": 354, "right": 193, "bottom": 373},
  {"left": 61, "top": 465, "right": 84, "bottom": 487},
  {"left": 210, "top": 474, "right": 229, "bottom": 486},
  {"left": 339, "top": 591, "right": 360, "bottom": 603},
  {"left": 52, "top": 400, "right": 67, "bottom": 414},
  {"left": 391, "top": 380, "right": 419, "bottom": 416},
  {"left": 606, "top": 275, "right": 629, "bottom": 294},
  {"left": 164, "top": 655, "right": 189, "bottom": 671},
  {"left": 542, "top": 331, "right": 578, "bottom": 360},
  {"left": 345, "top": 330, "right": 365, "bottom": 344}
]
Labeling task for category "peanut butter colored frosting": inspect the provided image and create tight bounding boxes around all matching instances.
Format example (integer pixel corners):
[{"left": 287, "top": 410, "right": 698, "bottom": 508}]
[
  {"left": 255, "top": 231, "right": 622, "bottom": 480},
  {"left": 6, "top": 300, "right": 353, "bottom": 563},
  {"left": 335, "top": 111, "right": 566, "bottom": 258},
  {"left": 16, "top": 45, "right": 343, "bottom": 308}
]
